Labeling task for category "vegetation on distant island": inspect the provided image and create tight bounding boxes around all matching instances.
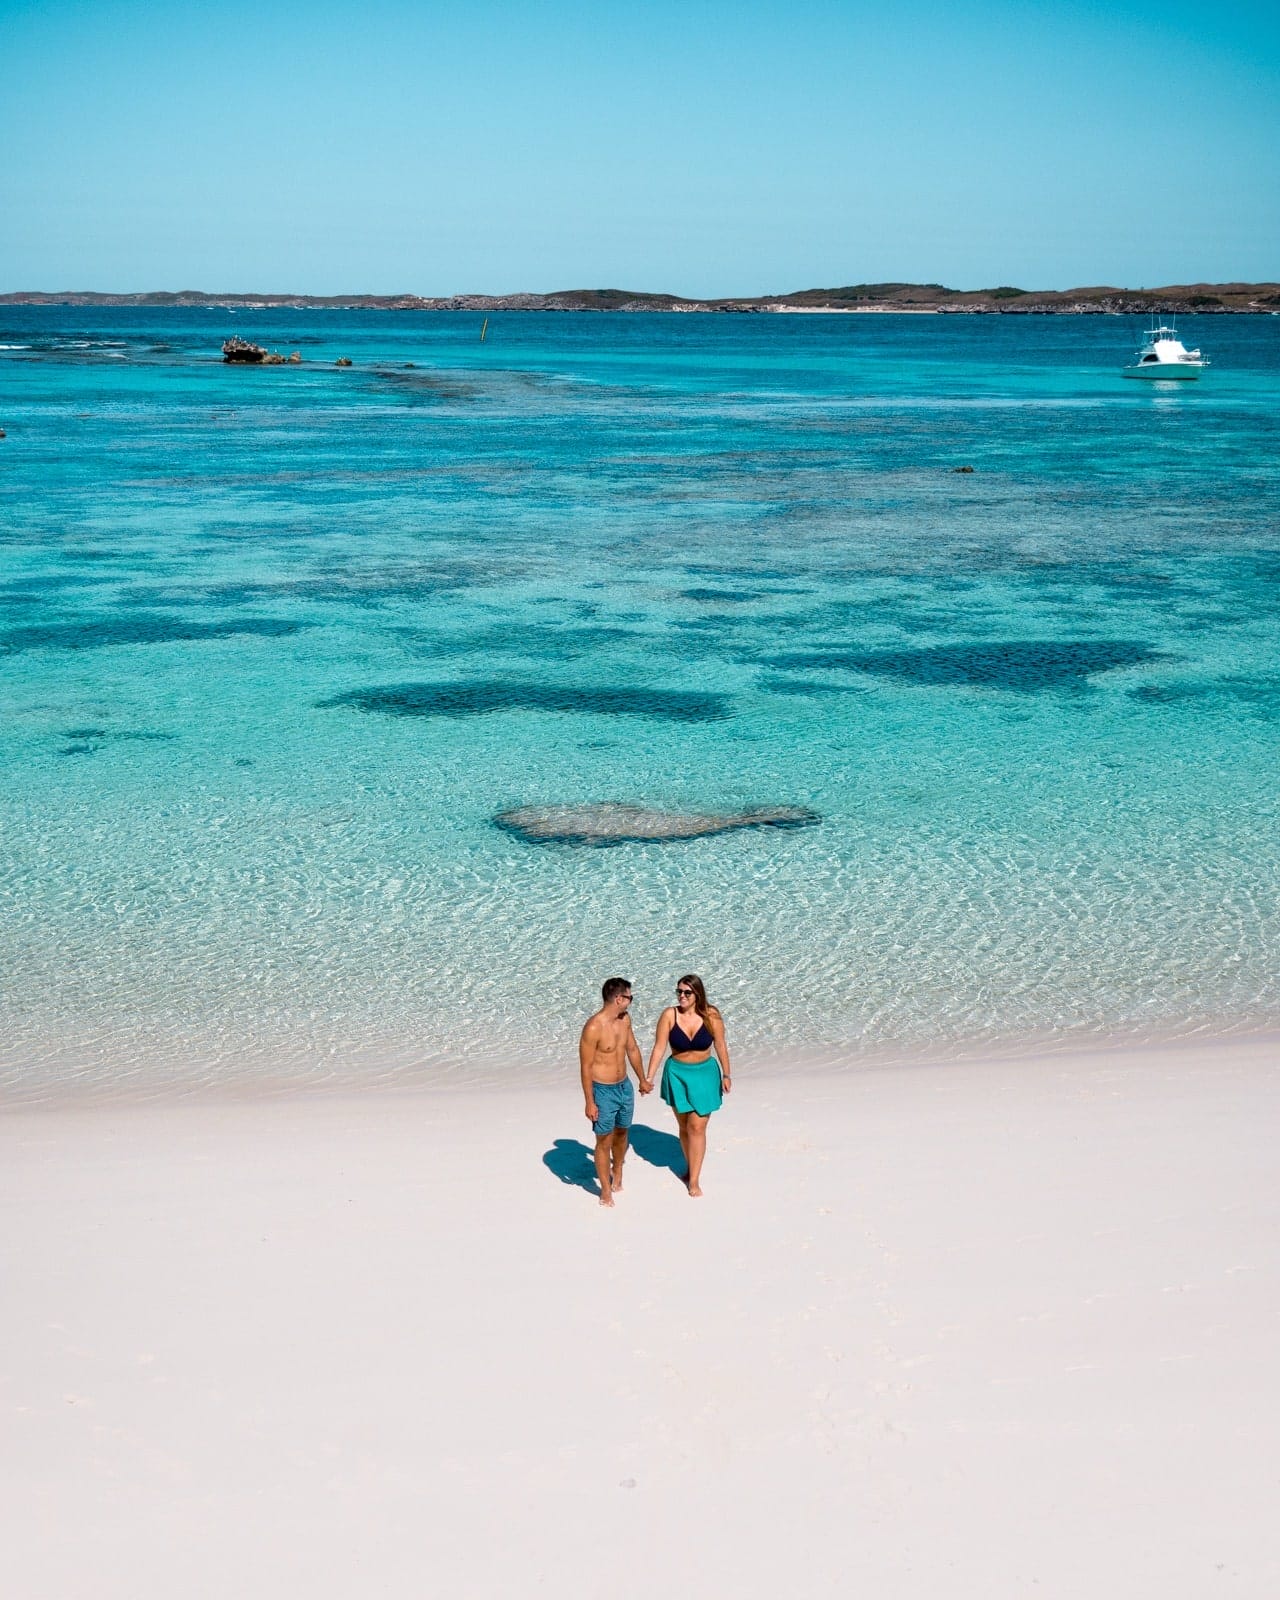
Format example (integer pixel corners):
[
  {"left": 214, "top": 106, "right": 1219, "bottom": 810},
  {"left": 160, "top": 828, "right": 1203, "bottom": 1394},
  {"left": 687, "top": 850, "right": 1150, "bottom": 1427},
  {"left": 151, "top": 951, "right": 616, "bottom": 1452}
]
[
  {"left": 778, "top": 283, "right": 956, "bottom": 306},
  {"left": 3, "top": 283, "right": 1278, "bottom": 314}
]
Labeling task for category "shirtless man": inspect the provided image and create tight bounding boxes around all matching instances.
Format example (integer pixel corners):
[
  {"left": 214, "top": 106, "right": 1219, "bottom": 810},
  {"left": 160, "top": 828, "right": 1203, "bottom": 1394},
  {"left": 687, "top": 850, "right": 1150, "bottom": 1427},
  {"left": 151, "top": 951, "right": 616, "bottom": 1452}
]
[{"left": 579, "top": 977, "right": 648, "bottom": 1207}]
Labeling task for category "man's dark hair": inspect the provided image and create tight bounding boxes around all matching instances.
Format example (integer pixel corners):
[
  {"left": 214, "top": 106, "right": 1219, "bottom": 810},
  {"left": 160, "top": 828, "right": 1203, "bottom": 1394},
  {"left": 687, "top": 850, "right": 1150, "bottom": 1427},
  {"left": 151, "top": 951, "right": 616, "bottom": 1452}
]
[{"left": 601, "top": 977, "right": 632, "bottom": 1004}]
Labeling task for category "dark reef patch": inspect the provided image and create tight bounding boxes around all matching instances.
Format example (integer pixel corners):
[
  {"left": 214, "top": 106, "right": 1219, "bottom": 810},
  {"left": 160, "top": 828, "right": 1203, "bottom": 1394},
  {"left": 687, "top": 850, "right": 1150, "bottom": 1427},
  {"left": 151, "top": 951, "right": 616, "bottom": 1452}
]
[
  {"left": 199, "top": 567, "right": 475, "bottom": 608},
  {"left": 0, "top": 573, "right": 95, "bottom": 595},
  {"left": 766, "top": 640, "right": 1161, "bottom": 691},
  {"left": 65, "top": 548, "right": 132, "bottom": 564},
  {"left": 56, "top": 726, "right": 178, "bottom": 754},
  {"left": 1130, "top": 676, "right": 1280, "bottom": 715},
  {"left": 116, "top": 586, "right": 207, "bottom": 609},
  {"left": 1130, "top": 685, "right": 1190, "bottom": 706},
  {"left": 670, "top": 616, "right": 732, "bottom": 633},
  {"left": 494, "top": 801, "right": 819, "bottom": 846},
  {"left": 682, "top": 565, "right": 802, "bottom": 582},
  {"left": 321, "top": 681, "right": 732, "bottom": 723},
  {"left": 367, "top": 368, "right": 486, "bottom": 402},
  {"left": 1, "top": 614, "right": 304, "bottom": 655},
  {"left": 1100, "top": 572, "right": 1178, "bottom": 595},
  {"left": 400, "top": 623, "right": 642, "bottom": 661},
  {"left": 681, "top": 588, "right": 767, "bottom": 604}
]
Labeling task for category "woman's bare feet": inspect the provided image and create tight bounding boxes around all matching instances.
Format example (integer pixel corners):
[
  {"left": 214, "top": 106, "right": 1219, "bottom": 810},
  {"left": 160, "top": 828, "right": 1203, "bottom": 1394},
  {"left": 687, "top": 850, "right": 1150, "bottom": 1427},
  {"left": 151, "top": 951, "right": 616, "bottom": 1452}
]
[
  {"left": 598, "top": 1185, "right": 615, "bottom": 1208},
  {"left": 686, "top": 1182, "right": 704, "bottom": 1197}
]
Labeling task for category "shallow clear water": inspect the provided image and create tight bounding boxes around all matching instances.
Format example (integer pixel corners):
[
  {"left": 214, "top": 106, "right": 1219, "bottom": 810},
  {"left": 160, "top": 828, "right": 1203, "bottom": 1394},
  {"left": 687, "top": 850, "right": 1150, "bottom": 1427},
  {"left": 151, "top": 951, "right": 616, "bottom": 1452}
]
[{"left": 2, "top": 307, "right": 1278, "bottom": 1096}]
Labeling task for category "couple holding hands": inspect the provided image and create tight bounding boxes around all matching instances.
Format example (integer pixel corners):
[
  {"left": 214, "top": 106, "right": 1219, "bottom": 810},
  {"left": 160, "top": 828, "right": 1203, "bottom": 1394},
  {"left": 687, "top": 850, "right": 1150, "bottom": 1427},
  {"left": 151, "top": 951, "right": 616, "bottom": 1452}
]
[{"left": 579, "top": 974, "right": 731, "bottom": 1206}]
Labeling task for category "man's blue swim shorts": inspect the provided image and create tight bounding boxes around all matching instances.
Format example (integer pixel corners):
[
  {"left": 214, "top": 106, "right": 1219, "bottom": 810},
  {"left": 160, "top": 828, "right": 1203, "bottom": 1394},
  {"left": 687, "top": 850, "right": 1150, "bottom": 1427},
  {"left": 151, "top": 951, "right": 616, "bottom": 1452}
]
[{"left": 592, "top": 1078, "right": 634, "bottom": 1136}]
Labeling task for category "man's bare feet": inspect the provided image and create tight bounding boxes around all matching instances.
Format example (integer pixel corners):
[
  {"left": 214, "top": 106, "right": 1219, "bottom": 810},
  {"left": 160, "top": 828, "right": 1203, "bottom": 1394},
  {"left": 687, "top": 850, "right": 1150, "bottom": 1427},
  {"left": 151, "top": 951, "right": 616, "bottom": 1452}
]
[
  {"left": 687, "top": 1183, "right": 704, "bottom": 1198},
  {"left": 612, "top": 1170, "right": 624, "bottom": 1193},
  {"left": 599, "top": 1186, "right": 615, "bottom": 1208}
]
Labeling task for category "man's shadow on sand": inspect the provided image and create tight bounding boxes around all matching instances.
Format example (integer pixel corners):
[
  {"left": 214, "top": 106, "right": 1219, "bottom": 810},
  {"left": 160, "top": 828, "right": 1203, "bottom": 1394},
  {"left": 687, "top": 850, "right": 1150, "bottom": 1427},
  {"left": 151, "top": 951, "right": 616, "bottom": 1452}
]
[
  {"left": 542, "top": 1124, "right": 686, "bottom": 1198},
  {"left": 542, "top": 1138, "right": 600, "bottom": 1196}
]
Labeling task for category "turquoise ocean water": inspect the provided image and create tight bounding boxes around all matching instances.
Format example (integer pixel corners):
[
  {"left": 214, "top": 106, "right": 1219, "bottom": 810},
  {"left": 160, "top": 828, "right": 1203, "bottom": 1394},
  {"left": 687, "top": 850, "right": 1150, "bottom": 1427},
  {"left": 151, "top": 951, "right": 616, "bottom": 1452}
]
[{"left": 2, "top": 308, "right": 1277, "bottom": 1097}]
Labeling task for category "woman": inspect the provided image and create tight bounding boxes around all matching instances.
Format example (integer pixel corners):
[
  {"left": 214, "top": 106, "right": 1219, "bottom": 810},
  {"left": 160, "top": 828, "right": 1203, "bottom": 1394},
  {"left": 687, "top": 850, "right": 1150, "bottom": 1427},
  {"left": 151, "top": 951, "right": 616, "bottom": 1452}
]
[{"left": 644, "top": 973, "right": 731, "bottom": 1197}]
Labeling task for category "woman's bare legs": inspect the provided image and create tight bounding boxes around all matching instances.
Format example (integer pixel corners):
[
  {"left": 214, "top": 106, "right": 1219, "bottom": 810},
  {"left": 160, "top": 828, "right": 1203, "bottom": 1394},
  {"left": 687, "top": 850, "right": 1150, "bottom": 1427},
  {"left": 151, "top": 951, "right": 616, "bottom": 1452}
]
[
  {"left": 675, "top": 1111, "right": 691, "bottom": 1176},
  {"left": 684, "top": 1112, "right": 710, "bottom": 1196}
]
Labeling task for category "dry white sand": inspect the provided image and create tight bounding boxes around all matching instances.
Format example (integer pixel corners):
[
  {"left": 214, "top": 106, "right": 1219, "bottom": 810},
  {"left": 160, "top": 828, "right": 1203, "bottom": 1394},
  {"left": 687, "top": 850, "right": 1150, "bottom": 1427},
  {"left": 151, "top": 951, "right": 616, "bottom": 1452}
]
[{"left": 4, "top": 1040, "right": 1277, "bottom": 1598}]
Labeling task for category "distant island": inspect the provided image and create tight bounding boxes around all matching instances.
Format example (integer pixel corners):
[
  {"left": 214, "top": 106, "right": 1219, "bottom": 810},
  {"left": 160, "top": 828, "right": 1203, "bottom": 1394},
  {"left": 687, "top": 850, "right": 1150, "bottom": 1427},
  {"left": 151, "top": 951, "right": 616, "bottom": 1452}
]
[{"left": 3, "top": 282, "right": 1277, "bottom": 313}]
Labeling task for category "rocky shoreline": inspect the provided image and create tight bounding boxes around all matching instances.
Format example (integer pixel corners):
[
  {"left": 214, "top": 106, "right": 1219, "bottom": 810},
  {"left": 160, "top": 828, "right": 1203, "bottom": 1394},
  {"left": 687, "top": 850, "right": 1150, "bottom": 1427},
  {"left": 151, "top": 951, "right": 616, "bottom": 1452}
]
[{"left": 4, "top": 281, "right": 1278, "bottom": 314}]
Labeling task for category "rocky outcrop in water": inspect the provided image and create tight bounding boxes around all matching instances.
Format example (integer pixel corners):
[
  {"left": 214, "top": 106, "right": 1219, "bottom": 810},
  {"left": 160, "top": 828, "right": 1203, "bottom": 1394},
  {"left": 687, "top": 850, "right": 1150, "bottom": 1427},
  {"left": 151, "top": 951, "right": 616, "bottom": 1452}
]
[
  {"left": 494, "top": 801, "right": 820, "bottom": 846},
  {"left": 222, "top": 337, "right": 268, "bottom": 363},
  {"left": 221, "top": 338, "right": 300, "bottom": 364}
]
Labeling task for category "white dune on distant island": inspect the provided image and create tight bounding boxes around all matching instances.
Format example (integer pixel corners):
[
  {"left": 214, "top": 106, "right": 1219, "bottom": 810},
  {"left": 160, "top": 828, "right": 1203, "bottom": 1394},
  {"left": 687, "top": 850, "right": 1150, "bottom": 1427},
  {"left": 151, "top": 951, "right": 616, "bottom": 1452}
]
[
  {"left": 764, "top": 302, "right": 940, "bottom": 312},
  {"left": 3, "top": 1036, "right": 1276, "bottom": 1599}
]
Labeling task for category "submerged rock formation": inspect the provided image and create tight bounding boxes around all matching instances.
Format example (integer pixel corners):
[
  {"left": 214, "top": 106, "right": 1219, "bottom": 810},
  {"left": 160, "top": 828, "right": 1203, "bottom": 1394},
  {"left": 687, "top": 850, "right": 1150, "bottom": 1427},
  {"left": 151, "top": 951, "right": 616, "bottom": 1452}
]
[
  {"left": 767, "top": 639, "right": 1161, "bottom": 692},
  {"left": 494, "top": 801, "right": 820, "bottom": 846},
  {"left": 322, "top": 680, "right": 731, "bottom": 722}
]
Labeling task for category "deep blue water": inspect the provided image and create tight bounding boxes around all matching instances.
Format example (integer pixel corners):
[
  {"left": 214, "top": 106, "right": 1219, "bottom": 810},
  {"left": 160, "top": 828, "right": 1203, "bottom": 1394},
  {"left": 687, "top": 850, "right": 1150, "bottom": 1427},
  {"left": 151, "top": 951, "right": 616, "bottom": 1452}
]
[{"left": 2, "top": 307, "right": 1278, "bottom": 1095}]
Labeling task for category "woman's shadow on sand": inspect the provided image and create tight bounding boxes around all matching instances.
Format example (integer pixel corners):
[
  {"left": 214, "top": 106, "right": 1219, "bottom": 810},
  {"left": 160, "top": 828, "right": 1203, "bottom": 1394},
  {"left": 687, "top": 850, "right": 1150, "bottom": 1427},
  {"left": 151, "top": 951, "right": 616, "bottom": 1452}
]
[
  {"left": 542, "top": 1124, "right": 685, "bottom": 1198},
  {"left": 627, "top": 1123, "right": 685, "bottom": 1178}
]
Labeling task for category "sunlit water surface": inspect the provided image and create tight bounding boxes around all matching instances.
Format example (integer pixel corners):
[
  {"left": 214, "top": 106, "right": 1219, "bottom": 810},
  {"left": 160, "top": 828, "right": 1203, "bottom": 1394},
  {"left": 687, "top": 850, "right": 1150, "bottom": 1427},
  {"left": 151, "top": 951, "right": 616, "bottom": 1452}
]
[{"left": 2, "top": 308, "right": 1277, "bottom": 1098}]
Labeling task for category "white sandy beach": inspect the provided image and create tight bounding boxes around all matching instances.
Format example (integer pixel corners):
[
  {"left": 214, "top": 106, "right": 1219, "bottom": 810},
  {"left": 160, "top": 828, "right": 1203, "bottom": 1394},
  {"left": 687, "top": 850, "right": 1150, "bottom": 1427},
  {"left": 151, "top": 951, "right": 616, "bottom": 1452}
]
[{"left": 4, "top": 1039, "right": 1277, "bottom": 1598}]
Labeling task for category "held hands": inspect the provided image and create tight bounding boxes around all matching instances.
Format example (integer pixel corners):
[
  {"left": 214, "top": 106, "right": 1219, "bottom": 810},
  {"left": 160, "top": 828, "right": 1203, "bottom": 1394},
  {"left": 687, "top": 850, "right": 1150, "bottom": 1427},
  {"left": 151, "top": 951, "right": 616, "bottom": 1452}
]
[{"left": 639, "top": 1078, "right": 655, "bottom": 1095}]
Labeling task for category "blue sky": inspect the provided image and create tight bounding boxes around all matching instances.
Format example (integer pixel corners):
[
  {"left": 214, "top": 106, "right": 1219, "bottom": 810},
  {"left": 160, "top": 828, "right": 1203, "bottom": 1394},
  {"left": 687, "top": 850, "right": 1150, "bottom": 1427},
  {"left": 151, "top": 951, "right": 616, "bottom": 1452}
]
[{"left": 2, "top": 0, "right": 1277, "bottom": 294}]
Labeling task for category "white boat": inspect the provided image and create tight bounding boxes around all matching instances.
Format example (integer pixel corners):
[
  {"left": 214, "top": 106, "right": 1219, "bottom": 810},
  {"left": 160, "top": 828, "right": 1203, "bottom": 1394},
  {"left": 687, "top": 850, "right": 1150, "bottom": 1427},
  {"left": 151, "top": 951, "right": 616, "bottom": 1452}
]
[{"left": 1123, "top": 322, "right": 1208, "bottom": 379}]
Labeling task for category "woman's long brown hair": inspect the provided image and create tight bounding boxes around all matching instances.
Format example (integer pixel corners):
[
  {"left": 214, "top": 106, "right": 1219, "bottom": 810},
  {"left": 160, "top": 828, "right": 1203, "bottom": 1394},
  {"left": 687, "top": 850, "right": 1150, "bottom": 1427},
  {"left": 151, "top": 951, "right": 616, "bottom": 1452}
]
[{"left": 677, "top": 973, "right": 720, "bottom": 1021}]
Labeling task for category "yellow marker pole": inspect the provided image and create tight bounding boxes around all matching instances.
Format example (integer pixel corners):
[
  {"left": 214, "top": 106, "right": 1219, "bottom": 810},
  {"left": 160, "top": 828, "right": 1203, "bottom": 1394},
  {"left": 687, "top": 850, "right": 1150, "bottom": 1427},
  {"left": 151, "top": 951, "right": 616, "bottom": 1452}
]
[{"left": 480, "top": 318, "right": 488, "bottom": 342}]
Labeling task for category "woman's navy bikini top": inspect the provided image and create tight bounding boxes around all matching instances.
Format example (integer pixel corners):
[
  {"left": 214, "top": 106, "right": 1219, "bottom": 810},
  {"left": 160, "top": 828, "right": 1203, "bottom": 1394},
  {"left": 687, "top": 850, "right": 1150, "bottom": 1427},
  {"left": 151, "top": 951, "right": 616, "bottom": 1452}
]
[{"left": 670, "top": 1014, "right": 714, "bottom": 1053}]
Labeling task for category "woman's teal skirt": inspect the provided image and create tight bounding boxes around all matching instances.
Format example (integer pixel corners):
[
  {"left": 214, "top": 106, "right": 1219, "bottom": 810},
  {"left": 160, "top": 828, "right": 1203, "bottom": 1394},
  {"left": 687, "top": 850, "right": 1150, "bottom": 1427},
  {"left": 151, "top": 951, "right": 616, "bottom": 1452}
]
[{"left": 660, "top": 1056, "right": 723, "bottom": 1116}]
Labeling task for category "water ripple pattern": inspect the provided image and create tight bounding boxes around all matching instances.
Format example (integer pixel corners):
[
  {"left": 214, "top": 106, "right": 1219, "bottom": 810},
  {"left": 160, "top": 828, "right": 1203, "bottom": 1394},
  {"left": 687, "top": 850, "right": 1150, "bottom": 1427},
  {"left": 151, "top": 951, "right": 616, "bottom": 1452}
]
[{"left": 1, "top": 307, "right": 1278, "bottom": 1098}]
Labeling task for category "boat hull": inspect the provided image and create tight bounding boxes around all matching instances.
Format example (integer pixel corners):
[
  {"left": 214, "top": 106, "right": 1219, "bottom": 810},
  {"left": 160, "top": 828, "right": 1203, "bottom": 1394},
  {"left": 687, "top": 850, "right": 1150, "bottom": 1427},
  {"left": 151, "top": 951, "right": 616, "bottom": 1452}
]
[{"left": 1123, "top": 363, "right": 1203, "bottom": 380}]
